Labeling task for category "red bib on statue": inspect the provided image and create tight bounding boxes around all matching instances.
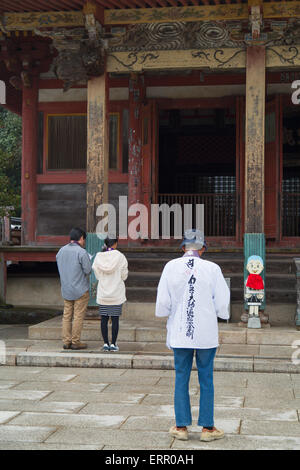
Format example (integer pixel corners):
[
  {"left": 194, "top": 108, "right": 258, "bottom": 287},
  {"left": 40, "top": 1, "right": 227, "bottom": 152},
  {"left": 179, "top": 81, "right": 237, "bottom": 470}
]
[{"left": 246, "top": 274, "right": 264, "bottom": 290}]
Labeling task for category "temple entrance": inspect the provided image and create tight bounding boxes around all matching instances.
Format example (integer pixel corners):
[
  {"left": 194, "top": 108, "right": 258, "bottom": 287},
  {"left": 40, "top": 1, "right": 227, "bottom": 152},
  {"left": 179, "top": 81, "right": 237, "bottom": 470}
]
[
  {"left": 157, "top": 104, "right": 237, "bottom": 239},
  {"left": 282, "top": 104, "right": 300, "bottom": 238}
]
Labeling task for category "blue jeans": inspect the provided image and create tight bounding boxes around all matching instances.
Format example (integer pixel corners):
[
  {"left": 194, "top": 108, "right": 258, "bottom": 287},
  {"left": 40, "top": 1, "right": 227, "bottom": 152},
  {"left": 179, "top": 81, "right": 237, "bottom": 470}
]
[{"left": 173, "top": 347, "right": 217, "bottom": 428}]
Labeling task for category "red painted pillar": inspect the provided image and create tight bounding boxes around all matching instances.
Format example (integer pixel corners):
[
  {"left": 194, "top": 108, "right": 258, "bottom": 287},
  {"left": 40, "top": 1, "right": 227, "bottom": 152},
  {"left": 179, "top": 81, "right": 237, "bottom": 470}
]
[
  {"left": 127, "top": 74, "right": 145, "bottom": 243},
  {"left": 128, "top": 73, "right": 144, "bottom": 208},
  {"left": 21, "top": 77, "right": 38, "bottom": 245}
]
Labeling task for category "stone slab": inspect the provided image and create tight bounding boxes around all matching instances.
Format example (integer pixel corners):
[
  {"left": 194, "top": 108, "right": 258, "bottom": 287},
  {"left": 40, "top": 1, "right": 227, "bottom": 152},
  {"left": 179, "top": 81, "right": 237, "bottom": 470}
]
[
  {"left": 214, "top": 357, "right": 253, "bottom": 372},
  {"left": 171, "top": 434, "right": 300, "bottom": 450},
  {"left": 71, "top": 374, "right": 159, "bottom": 385},
  {"left": 132, "top": 355, "right": 174, "bottom": 370},
  {"left": 214, "top": 406, "right": 299, "bottom": 422},
  {"left": 45, "top": 428, "right": 173, "bottom": 447},
  {"left": 0, "top": 366, "right": 46, "bottom": 380},
  {"left": 42, "top": 390, "right": 145, "bottom": 404},
  {"left": 1, "top": 352, "right": 17, "bottom": 366},
  {"left": 9, "top": 412, "right": 126, "bottom": 429},
  {"left": 0, "top": 443, "right": 104, "bottom": 450},
  {"left": 247, "top": 328, "right": 300, "bottom": 346},
  {"left": 240, "top": 420, "right": 300, "bottom": 437},
  {"left": 0, "top": 425, "right": 57, "bottom": 443},
  {"left": 218, "top": 344, "right": 259, "bottom": 356},
  {"left": 16, "top": 352, "right": 134, "bottom": 369},
  {"left": 246, "top": 372, "right": 292, "bottom": 385},
  {"left": 0, "top": 400, "right": 86, "bottom": 413},
  {"left": 135, "top": 328, "right": 166, "bottom": 342},
  {"left": 244, "top": 395, "right": 300, "bottom": 409},
  {"left": 258, "top": 345, "right": 295, "bottom": 359},
  {"left": 0, "top": 411, "right": 21, "bottom": 424},
  {"left": 0, "top": 390, "right": 52, "bottom": 401},
  {"left": 254, "top": 359, "right": 300, "bottom": 374},
  {"left": 219, "top": 327, "right": 247, "bottom": 345},
  {"left": 12, "top": 381, "right": 109, "bottom": 393},
  {"left": 0, "top": 381, "right": 19, "bottom": 390}
]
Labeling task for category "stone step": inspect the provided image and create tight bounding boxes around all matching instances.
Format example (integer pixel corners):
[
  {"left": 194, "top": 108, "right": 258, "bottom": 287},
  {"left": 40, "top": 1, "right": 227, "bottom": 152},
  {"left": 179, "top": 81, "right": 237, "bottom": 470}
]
[
  {"left": 127, "top": 255, "right": 296, "bottom": 274},
  {"left": 85, "top": 301, "right": 296, "bottom": 326},
  {"left": 126, "top": 272, "right": 296, "bottom": 290},
  {"left": 7, "top": 350, "right": 300, "bottom": 373},
  {"left": 28, "top": 317, "right": 300, "bottom": 347}
]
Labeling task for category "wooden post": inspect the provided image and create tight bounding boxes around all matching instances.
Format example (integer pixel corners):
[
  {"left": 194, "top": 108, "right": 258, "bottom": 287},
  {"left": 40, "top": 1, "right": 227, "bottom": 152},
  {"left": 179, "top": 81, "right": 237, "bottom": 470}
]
[
  {"left": 244, "top": 46, "right": 265, "bottom": 233},
  {"left": 128, "top": 73, "right": 144, "bottom": 208},
  {"left": 3, "top": 216, "right": 11, "bottom": 243},
  {"left": 21, "top": 76, "right": 38, "bottom": 245},
  {"left": 127, "top": 74, "right": 145, "bottom": 243},
  {"left": 0, "top": 253, "right": 6, "bottom": 305},
  {"left": 86, "top": 73, "right": 109, "bottom": 233}
]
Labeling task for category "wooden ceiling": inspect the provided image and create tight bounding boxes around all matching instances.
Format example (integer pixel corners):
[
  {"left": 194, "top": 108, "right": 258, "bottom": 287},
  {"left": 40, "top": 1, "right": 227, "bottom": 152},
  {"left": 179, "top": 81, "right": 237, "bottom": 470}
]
[{"left": 1, "top": 0, "right": 290, "bottom": 13}]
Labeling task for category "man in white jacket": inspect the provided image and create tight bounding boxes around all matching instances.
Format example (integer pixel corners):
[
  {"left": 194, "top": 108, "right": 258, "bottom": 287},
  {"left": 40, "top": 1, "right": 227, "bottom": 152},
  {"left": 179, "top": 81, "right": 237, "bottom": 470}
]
[{"left": 155, "top": 229, "right": 230, "bottom": 442}]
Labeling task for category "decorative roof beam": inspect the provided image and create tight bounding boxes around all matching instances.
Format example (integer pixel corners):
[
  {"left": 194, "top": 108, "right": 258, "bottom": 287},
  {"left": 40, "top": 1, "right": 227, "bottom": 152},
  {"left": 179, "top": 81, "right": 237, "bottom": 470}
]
[
  {"left": 2, "top": 2, "right": 300, "bottom": 30},
  {"left": 106, "top": 45, "right": 300, "bottom": 73}
]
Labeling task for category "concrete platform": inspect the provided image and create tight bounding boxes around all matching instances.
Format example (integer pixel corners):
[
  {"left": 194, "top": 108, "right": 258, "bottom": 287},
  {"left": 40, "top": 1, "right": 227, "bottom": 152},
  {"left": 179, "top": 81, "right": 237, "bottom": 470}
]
[
  {"left": 0, "top": 316, "right": 295, "bottom": 372},
  {"left": 28, "top": 316, "right": 300, "bottom": 346}
]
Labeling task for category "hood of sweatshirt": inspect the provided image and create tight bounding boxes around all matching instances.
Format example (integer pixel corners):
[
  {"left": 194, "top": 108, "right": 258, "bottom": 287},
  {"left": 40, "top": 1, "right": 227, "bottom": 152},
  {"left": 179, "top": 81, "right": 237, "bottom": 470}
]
[{"left": 94, "top": 250, "right": 123, "bottom": 274}]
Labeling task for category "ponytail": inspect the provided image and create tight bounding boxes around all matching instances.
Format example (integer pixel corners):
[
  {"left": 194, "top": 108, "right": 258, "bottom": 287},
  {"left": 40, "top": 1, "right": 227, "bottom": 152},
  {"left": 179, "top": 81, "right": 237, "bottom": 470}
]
[{"left": 102, "top": 236, "right": 118, "bottom": 252}]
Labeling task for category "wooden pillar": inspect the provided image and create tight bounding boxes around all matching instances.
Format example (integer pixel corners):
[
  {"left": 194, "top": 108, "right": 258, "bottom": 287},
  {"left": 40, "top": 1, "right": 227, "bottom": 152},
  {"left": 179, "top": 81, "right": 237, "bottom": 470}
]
[
  {"left": 86, "top": 74, "right": 109, "bottom": 233},
  {"left": 0, "top": 253, "right": 6, "bottom": 305},
  {"left": 21, "top": 76, "right": 38, "bottom": 245},
  {"left": 244, "top": 46, "right": 266, "bottom": 233},
  {"left": 128, "top": 73, "right": 144, "bottom": 208}
]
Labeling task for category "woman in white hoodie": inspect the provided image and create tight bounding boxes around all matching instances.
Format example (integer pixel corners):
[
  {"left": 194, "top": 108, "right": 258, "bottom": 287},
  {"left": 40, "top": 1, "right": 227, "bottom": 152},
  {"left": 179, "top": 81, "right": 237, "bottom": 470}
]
[{"left": 92, "top": 237, "right": 128, "bottom": 352}]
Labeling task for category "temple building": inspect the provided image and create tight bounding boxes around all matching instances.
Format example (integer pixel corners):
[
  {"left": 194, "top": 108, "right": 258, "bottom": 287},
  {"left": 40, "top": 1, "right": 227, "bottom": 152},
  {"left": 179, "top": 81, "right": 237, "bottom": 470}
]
[{"left": 1, "top": 0, "right": 300, "bottom": 325}]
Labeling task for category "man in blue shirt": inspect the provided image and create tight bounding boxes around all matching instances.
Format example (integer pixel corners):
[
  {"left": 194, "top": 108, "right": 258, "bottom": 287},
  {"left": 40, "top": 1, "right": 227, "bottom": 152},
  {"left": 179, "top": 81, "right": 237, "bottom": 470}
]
[{"left": 56, "top": 227, "right": 92, "bottom": 350}]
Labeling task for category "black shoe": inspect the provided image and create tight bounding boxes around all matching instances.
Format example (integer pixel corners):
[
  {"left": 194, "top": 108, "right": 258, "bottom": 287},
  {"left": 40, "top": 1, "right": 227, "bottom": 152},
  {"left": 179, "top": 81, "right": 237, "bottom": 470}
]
[{"left": 63, "top": 343, "right": 71, "bottom": 350}]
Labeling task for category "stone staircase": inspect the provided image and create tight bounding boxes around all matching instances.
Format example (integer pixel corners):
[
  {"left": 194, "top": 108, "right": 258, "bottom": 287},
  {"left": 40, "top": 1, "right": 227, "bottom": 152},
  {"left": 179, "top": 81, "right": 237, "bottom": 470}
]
[{"left": 124, "top": 250, "right": 297, "bottom": 305}]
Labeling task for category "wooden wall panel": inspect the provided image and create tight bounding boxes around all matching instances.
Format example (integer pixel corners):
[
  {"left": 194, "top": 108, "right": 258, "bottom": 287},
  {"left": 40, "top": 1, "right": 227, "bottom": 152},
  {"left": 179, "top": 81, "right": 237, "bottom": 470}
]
[{"left": 37, "top": 184, "right": 87, "bottom": 236}]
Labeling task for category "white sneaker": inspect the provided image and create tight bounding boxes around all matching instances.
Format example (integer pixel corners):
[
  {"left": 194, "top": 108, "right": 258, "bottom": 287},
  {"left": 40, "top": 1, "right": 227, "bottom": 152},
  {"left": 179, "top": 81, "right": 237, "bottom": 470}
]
[
  {"left": 102, "top": 343, "right": 110, "bottom": 352},
  {"left": 110, "top": 344, "right": 119, "bottom": 352}
]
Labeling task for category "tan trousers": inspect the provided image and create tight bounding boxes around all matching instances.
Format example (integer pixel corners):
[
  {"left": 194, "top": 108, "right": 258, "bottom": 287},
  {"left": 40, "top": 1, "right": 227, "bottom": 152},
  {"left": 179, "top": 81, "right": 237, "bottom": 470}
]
[{"left": 62, "top": 291, "right": 89, "bottom": 345}]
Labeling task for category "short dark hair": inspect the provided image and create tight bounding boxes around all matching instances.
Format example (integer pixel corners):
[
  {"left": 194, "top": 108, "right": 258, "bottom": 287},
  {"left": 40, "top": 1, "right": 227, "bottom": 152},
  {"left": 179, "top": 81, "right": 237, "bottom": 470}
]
[{"left": 69, "top": 227, "right": 86, "bottom": 241}]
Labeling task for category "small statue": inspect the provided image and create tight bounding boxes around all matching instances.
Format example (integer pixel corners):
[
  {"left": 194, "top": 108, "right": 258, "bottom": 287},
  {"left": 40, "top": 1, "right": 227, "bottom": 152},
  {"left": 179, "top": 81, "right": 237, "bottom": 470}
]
[{"left": 244, "top": 255, "right": 264, "bottom": 328}]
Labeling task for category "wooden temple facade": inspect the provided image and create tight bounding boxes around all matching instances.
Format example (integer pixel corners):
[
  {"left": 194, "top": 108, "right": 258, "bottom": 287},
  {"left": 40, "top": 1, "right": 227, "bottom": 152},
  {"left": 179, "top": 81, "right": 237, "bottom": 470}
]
[{"left": 1, "top": 0, "right": 300, "bottom": 258}]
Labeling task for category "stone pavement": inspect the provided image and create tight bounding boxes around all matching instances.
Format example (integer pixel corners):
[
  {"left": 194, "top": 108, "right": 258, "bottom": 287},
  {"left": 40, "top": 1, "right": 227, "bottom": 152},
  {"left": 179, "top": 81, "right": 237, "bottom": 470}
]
[{"left": 0, "top": 366, "right": 300, "bottom": 450}]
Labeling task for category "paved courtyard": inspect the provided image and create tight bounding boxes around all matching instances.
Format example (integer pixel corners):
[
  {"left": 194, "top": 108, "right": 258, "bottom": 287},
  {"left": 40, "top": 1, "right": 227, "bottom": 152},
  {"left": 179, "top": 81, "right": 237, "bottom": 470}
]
[{"left": 0, "top": 366, "right": 299, "bottom": 450}]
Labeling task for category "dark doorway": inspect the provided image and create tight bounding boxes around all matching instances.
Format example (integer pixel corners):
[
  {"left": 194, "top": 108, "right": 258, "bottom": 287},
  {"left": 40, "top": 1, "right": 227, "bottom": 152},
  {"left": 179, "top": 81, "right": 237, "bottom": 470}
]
[
  {"left": 282, "top": 106, "right": 300, "bottom": 237},
  {"left": 158, "top": 107, "right": 236, "bottom": 237}
]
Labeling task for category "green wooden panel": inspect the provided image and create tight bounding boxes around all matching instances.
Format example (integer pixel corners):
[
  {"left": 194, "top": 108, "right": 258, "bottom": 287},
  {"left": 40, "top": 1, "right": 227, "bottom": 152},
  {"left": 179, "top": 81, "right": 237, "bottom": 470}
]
[
  {"left": 86, "top": 233, "right": 105, "bottom": 307},
  {"left": 244, "top": 233, "right": 266, "bottom": 310}
]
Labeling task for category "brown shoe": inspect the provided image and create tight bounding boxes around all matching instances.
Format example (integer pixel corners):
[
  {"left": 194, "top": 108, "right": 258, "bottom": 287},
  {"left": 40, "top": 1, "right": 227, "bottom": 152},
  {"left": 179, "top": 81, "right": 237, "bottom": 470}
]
[
  {"left": 71, "top": 342, "right": 87, "bottom": 350},
  {"left": 63, "top": 343, "right": 71, "bottom": 350}
]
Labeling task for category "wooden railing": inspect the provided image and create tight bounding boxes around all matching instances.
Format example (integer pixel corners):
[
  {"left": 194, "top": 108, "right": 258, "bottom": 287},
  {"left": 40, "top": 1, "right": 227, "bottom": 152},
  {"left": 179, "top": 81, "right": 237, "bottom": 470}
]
[
  {"left": 157, "top": 193, "right": 236, "bottom": 237},
  {"left": 282, "top": 193, "right": 300, "bottom": 237}
]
